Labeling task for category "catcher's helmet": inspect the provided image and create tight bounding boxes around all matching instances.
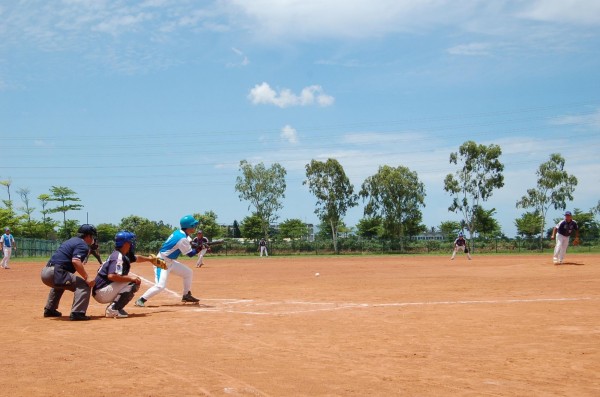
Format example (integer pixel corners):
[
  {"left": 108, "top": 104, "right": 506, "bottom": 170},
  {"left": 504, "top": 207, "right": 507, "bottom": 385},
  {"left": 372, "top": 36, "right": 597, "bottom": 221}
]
[
  {"left": 180, "top": 215, "right": 199, "bottom": 229},
  {"left": 77, "top": 224, "right": 98, "bottom": 237},
  {"left": 115, "top": 231, "right": 136, "bottom": 249}
]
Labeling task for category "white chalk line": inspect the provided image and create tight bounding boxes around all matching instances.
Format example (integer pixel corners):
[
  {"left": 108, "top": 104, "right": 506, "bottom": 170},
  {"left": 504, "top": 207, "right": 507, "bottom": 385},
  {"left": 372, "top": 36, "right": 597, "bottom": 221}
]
[
  {"left": 131, "top": 273, "right": 595, "bottom": 315},
  {"left": 191, "top": 297, "right": 595, "bottom": 316}
]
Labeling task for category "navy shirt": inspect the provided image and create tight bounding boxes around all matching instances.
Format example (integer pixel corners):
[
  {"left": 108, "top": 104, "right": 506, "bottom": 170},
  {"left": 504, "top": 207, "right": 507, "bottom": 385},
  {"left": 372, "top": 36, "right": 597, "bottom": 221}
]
[
  {"left": 454, "top": 237, "right": 467, "bottom": 247},
  {"left": 556, "top": 220, "right": 578, "bottom": 237},
  {"left": 47, "top": 237, "right": 90, "bottom": 273},
  {"left": 93, "top": 250, "right": 137, "bottom": 292}
]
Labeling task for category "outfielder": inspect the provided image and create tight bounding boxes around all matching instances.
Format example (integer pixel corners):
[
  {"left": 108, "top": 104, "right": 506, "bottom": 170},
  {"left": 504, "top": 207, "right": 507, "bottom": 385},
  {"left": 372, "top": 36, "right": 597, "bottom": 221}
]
[
  {"left": 135, "top": 215, "right": 202, "bottom": 307},
  {"left": 1, "top": 227, "right": 16, "bottom": 269},
  {"left": 259, "top": 238, "right": 268, "bottom": 257},
  {"left": 93, "top": 231, "right": 166, "bottom": 318},
  {"left": 551, "top": 211, "right": 580, "bottom": 264},
  {"left": 451, "top": 232, "right": 472, "bottom": 260}
]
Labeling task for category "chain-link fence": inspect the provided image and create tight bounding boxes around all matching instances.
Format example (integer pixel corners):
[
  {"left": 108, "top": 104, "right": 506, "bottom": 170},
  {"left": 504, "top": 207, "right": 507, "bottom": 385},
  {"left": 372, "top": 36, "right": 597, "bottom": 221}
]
[{"left": 5, "top": 236, "right": 598, "bottom": 259}]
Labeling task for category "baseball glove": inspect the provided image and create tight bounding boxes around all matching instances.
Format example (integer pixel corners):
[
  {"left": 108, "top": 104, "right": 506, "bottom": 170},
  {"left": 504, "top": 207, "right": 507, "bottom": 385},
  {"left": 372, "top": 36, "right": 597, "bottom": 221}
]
[
  {"left": 148, "top": 254, "right": 168, "bottom": 269},
  {"left": 572, "top": 238, "right": 581, "bottom": 246}
]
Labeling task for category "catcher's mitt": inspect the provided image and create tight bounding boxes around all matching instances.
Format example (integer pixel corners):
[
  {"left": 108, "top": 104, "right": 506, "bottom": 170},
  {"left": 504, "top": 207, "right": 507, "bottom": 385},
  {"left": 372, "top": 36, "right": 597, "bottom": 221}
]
[
  {"left": 148, "top": 254, "right": 168, "bottom": 269},
  {"left": 572, "top": 238, "right": 581, "bottom": 246}
]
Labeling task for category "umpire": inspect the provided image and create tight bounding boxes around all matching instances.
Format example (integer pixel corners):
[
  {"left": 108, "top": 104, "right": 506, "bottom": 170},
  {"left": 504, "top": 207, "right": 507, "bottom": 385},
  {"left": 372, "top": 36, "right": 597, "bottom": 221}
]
[{"left": 41, "top": 224, "right": 98, "bottom": 321}]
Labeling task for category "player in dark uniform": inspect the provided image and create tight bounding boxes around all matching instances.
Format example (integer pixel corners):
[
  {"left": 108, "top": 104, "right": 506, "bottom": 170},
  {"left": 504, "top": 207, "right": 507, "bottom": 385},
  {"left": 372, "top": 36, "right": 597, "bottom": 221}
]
[
  {"left": 551, "top": 211, "right": 580, "bottom": 264},
  {"left": 84, "top": 237, "right": 103, "bottom": 265},
  {"left": 192, "top": 230, "right": 209, "bottom": 268},
  {"left": 93, "top": 231, "right": 157, "bottom": 318},
  {"left": 451, "top": 232, "right": 472, "bottom": 260},
  {"left": 40, "top": 224, "right": 98, "bottom": 321}
]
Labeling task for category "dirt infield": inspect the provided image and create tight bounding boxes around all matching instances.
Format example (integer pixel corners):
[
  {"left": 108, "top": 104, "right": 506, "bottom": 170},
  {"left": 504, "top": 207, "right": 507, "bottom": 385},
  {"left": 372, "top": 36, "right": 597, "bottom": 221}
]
[{"left": 0, "top": 254, "right": 598, "bottom": 396}]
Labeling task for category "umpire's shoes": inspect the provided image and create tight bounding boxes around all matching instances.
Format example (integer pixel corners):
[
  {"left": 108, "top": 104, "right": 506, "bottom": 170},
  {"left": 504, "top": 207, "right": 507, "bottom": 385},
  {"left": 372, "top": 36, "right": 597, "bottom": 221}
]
[
  {"left": 69, "top": 312, "right": 91, "bottom": 321},
  {"left": 181, "top": 291, "right": 200, "bottom": 303},
  {"left": 43, "top": 308, "right": 62, "bottom": 317}
]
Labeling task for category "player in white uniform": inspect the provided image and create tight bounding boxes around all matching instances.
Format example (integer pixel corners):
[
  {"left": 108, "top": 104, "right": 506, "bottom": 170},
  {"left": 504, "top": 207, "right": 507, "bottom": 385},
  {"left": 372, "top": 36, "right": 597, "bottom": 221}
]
[{"left": 135, "top": 215, "right": 201, "bottom": 306}]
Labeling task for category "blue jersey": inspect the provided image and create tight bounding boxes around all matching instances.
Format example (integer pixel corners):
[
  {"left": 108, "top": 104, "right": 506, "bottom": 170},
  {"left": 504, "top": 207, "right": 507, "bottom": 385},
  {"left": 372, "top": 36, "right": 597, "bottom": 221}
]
[
  {"left": 556, "top": 220, "right": 578, "bottom": 237},
  {"left": 94, "top": 250, "right": 136, "bottom": 292},
  {"left": 2, "top": 234, "right": 15, "bottom": 247},
  {"left": 47, "top": 237, "right": 90, "bottom": 273},
  {"left": 160, "top": 229, "right": 193, "bottom": 259}
]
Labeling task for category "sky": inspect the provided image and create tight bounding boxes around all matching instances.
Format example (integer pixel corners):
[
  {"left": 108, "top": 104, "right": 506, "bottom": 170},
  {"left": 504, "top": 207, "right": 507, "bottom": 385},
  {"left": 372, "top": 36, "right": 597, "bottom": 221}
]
[{"left": 1, "top": 0, "right": 599, "bottom": 237}]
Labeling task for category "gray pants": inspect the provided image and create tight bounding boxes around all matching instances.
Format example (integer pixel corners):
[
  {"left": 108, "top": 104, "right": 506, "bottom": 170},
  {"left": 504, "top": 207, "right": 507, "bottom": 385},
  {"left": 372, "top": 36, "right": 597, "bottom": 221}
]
[{"left": 41, "top": 266, "right": 91, "bottom": 314}]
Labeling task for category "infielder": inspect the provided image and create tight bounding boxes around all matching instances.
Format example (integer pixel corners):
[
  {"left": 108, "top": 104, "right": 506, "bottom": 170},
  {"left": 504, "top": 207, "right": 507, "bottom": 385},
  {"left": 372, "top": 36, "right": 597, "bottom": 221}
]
[
  {"left": 551, "top": 211, "right": 580, "bottom": 264},
  {"left": 93, "top": 231, "right": 166, "bottom": 318},
  {"left": 259, "top": 238, "right": 268, "bottom": 257},
  {"left": 1, "top": 227, "right": 16, "bottom": 269},
  {"left": 135, "top": 215, "right": 202, "bottom": 307},
  {"left": 451, "top": 232, "right": 472, "bottom": 260},
  {"left": 192, "top": 230, "right": 209, "bottom": 268},
  {"left": 40, "top": 224, "right": 97, "bottom": 321}
]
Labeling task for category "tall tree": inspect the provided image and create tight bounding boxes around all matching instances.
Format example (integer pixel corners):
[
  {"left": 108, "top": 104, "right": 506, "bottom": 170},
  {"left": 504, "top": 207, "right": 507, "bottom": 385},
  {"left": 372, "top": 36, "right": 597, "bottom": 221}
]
[
  {"left": 17, "top": 187, "right": 35, "bottom": 237},
  {"left": 356, "top": 217, "right": 383, "bottom": 239},
  {"left": 38, "top": 193, "right": 55, "bottom": 239},
  {"left": 304, "top": 158, "right": 358, "bottom": 253},
  {"left": 193, "top": 210, "right": 225, "bottom": 238},
  {"left": 360, "top": 165, "right": 426, "bottom": 247},
  {"left": 235, "top": 160, "right": 286, "bottom": 239},
  {"left": 473, "top": 206, "right": 502, "bottom": 238},
  {"left": 438, "top": 221, "right": 462, "bottom": 238},
  {"left": 0, "top": 178, "right": 13, "bottom": 209},
  {"left": 48, "top": 186, "right": 83, "bottom": 238},
  {"left": 444, "top": 141, "right": 504, "bottom": 245},
  {"left": 515, "top": 153, "right": 577, "bottom": 248},
  {"left": 240, "top": 214, "right": 264, "bottom": 240}
]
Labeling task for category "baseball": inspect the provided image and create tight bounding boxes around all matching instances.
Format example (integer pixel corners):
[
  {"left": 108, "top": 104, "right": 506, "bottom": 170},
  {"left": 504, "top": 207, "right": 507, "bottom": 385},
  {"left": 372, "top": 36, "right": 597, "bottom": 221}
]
[{"left": 315, "top": 272, "right": 320, "bottom": 277}]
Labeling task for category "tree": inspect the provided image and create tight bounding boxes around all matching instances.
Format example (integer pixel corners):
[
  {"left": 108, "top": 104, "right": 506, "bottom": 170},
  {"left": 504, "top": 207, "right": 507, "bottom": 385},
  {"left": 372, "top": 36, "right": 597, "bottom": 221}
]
[
  {"left": 438, "top": 221, "right": 462, "bottom": 238},
  {"left": 240, "top": 214, "right": 264, "bottom": 240},
  {"left": 473, "top": 206, "right": 502, "bottom": 238},
  {"left": 119, "top": 215, "right": 173, "bottom": 246},
  {"left": 570, "top": 209, "right": 599, "bottom": 242},
  {"left": 356, "top": 217, "right": 383, "bottom": 239},
  {"left": 17, "top": 187, "right": 35, "bottom": 237},
  {"left": 444, "top": 141, "right": 504, "bottom": 246},
  {"left": 304, "top": 158, "right": 358, "bottom": 253},
  {"left": 229, "top": 220, "right": 242, "bottom": 238},
  {"left": 514, "top": 211, "right": 544, "bottom": 238},
  {"left": 279, "top": 218, "right": 309, "bottom": 240},
  {"left": 96, "top": 223, "right": 119, "bottom": 243},
  {"left": 38, "top": 193, "right": 57, "bottom": 239},
  {"left": 0, "top": 178, "right": 13, "bottom": 210},
  {"left": 235, "top": 160, "right": 286, "bottom": 239},
  {"left": 193, "top": 210, "right": 225, "bottom": 238},
  {"left": 360, "top": 165, "right": 426, "bottom": 247},
  {"left": 48, "top": 186, "right": 83, "bottom": 238},
  {"left": 515, "top": 153, "right": 577, "bottom": 248}
]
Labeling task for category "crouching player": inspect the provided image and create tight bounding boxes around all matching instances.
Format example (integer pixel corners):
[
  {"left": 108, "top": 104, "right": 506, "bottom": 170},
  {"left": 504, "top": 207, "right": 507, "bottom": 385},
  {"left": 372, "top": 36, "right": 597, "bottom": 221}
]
[{"left": 93, "top": 231, "right": 157, "bottom": 318}]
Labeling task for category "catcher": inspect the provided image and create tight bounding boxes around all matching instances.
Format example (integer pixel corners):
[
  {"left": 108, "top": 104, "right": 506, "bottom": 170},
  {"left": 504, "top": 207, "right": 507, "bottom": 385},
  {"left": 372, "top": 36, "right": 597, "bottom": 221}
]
[
  {"left": 551, "top": 211, "right": 580, "bottom": 264},
  {"left": 93, "top": 231, "right": 166, "bottom": 318},
  {"left": 451, "top": 232, "right": 472, "bottom": 260}
]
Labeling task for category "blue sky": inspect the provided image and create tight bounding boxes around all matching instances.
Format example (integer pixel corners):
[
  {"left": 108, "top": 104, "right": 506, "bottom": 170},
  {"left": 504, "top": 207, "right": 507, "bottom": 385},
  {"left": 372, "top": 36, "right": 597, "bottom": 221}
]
[{"left": 1, "top": 0, "right": 599, "bottom": 237}]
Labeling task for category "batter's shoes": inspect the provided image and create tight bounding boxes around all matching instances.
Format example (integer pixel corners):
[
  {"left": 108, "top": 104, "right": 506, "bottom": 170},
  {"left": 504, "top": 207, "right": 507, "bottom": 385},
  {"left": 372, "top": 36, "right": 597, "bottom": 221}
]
[
  {"left": 181, "top": 291, "right": 200, "bottom": 303},
  {"left": 106, "top": 305, "right": 128, "bottom": 318},
  {"left": 134, "top": 298, "right": 145, "bottom": 307},
  {"left": 44, "top": 308, "right": 62, "bottom": 317},
  {"left": 69, "top": 312, "right": 91, "bottom": 321}
]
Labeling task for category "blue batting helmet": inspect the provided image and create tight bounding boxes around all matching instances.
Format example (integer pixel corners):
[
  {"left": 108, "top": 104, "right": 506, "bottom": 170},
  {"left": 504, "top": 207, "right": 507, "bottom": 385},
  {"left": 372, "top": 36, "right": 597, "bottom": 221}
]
[
  {"left": 180, "top": 215, "right": 199, "bottom": 229},
  {"left": 115, "top": 231, "right": 136, "bottom": 248}
]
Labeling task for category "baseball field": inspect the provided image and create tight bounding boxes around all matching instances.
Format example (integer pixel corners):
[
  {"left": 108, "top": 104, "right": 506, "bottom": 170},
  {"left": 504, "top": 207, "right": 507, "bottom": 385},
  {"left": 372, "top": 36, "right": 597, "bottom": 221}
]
[{"left": 1, "top": 254, "right": 599, "bottom": 396}]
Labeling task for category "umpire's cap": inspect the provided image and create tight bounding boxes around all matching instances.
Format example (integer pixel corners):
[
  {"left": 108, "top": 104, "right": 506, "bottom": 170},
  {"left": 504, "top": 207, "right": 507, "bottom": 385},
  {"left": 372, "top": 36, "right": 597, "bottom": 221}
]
[{"left": 77, "top": 224, "right": 97, "bottom": 238}]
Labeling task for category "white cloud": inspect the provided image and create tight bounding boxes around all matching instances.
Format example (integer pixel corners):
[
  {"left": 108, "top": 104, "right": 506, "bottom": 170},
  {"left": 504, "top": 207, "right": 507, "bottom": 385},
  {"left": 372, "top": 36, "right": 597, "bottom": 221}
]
[
  {"left": 248, "top": 82, "right": 334, "bottom": 108},
  {"left": 227, "top": 47, "right": 249, "bottom": 67},
  {"left": 447, "top": 42, "right": 492, "bottom": 56},
  {"left": 550, "top": 108, "right": 600, "bottom": 129},
  {"left": 518, "top": 0, "right": 600, "bottom": 25},
  {"left": 281, "top": 125, "right": 298, "bottom": 144}
]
